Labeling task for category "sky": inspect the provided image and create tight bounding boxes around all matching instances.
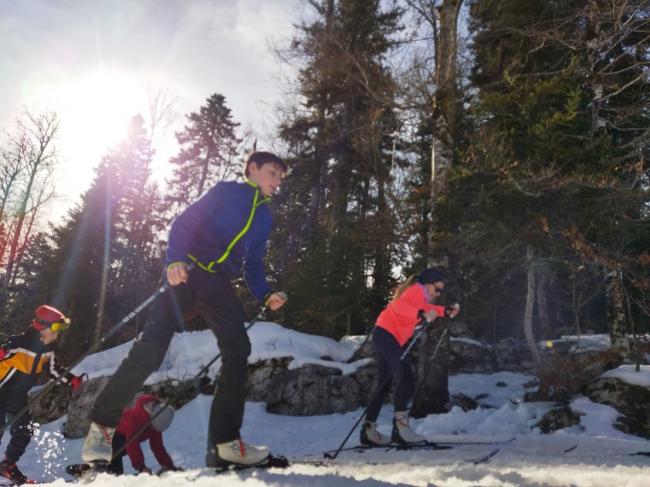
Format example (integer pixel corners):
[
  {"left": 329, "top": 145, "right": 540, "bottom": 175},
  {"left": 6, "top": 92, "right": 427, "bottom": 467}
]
[{"left": 0, "top": 0, "right": 305, "bottom": 222}]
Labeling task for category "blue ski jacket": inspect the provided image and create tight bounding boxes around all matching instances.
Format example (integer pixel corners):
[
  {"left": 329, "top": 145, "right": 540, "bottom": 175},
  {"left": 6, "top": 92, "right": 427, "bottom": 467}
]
[{"left": 165, "top": 180, "right": 273, "bottom": 302}]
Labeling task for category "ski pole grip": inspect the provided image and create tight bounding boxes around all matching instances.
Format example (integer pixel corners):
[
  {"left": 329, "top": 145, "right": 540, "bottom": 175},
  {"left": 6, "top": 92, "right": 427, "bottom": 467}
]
[
  {"left": 445, "top": 303, "right": 460, "bottom": 319},
  {"left": 417, "top": 309, "right": 432, "bottom": 325},
  {"left": 264, "top": 291, "right": 288, "bottom": 307}
]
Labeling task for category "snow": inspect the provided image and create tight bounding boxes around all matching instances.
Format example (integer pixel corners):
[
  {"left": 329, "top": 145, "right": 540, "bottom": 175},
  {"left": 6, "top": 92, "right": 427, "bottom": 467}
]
[
  {"left": 601, "top": 364, "right": 650, "bottom": 387},
  {"left": 540, "top": 334, "right": 611, "bottom": 352},
  {"left": 451, "top": 337, "right": 487, "bottom": 348},
  {"left": 72, "top": 322, "right": 366, "bottom": 382},
  {"left": 7, "top": 323, "right": 650, "bottom": 487}
]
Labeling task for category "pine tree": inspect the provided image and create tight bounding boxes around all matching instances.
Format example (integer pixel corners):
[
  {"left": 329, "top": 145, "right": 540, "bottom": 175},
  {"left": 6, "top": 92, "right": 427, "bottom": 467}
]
[
  {"left": 166, "top": 93, "right": 241, "bottom": 215},
  {"left": 272, "top": 0, "right": 403, "bottom": 337},
  {"left": 437, "top": 0, "right": 650, "bottom": 363},
  {"left": 42, "top": 117, "right": 165, "bottom": 360}
]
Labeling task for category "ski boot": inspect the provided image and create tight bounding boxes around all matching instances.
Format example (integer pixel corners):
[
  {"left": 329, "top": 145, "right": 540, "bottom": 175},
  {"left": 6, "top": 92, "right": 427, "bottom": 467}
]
[
  {"left": 0, "top": 459, "right": 29, "bottom": 485},
  {"left": 392, "top": 411, "right": 426, "bottom": 444},
  {"left": 82, "top": 421, "right": 116, "bottom": 463},
  {"left": 213, "top": 439, "right": 269, "bottom": 468},
  {"left": 360, "top": 421, "right": 391, "bottom": 446}
]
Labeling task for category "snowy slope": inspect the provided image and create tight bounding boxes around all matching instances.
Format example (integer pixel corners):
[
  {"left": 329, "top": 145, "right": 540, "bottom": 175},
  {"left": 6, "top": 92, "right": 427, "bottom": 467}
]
[{"left": 8, "top": 324, "right": 650, "bottom": 487}]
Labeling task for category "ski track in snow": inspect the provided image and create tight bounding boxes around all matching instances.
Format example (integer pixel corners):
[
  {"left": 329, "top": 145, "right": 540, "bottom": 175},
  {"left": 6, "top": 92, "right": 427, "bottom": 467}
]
[{"left": 6, "top": 327, "right": 650, "bottom": 487}]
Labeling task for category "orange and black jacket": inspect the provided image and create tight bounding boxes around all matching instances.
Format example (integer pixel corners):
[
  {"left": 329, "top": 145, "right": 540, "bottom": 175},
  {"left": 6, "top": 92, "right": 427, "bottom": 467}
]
[{"left": 0, "top": 328, "right": 71, "bottom": 410}]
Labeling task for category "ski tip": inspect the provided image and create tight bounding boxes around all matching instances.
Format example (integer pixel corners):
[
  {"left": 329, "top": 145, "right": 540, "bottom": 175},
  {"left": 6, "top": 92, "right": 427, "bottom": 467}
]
[
  {"left": 266, "top": 455, "right": 290, "bottom": 469},
  {"left": 630, "top": 451, "right": 650, "bottom": 457}
]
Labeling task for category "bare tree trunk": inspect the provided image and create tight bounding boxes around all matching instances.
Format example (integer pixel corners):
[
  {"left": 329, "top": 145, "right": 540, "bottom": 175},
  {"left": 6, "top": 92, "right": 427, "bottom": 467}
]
[
  {"left": 412, "top": 0, "right": 463, "bottom": 418},
  {"left": 606, "top": 267, "right": 630, "bottom": 356},
  {"left": 524, "top": 244, "right": 542, "bottom": 368},
  {"left": 569, "top": 265, "right": 582, "bottom": 336},
  {"left": 428, "top": 0, "right": 462, "bottom": 255},
  {"left": 94, "top": 173, "right": 112, "bottom": 349},
  {"left": 536, "top": 265, "right": 551, "bottom": 337}
]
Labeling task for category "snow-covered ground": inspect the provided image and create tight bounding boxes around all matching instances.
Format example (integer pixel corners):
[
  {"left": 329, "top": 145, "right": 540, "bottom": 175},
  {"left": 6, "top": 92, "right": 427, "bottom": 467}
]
[{"left": 6, "top": 324, "right": 650, "bottom": 486}]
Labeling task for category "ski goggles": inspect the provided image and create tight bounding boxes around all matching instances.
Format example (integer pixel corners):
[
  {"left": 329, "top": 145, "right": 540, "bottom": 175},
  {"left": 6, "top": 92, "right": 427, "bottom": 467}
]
[{"left": 33, "top": 317, "right": 71, "bottom": 332}]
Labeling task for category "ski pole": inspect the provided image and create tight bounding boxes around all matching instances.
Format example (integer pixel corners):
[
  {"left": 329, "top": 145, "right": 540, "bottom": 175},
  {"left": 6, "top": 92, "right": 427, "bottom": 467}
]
[
  {"left": 0, "top": 280, "right": 173, "bottom": 439},
  {"left": 109, "top": 294, "right": 286, "bottom": 464},
  {"left": 324, "top": 313, "right": 436, "bottom": 460}
]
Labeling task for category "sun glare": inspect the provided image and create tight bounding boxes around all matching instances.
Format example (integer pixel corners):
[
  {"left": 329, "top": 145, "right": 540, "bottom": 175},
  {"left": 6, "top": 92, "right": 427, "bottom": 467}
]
[
  {"left": 26, "top": 68, "right": 151, "bottom": 215},
  {"left": 30, "top": 68, "right": 147, "bottom": 167},
  {"left": 60, "top": 70, "right": 144, "bottom": 154},
  {"left": 23, "top": 68, "right": 151, "bottom": 219}
]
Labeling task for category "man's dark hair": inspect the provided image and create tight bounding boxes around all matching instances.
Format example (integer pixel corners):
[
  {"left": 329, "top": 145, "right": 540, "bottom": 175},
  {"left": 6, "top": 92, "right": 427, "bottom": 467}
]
[{"left": 244, "top": 151, "right": 287, "bottom": 177}]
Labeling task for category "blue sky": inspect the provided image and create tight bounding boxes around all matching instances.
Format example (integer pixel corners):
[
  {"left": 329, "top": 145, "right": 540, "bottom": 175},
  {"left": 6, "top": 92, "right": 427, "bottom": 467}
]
[{"left": 0, "top": 0, "right": 303, "bottom": 220}]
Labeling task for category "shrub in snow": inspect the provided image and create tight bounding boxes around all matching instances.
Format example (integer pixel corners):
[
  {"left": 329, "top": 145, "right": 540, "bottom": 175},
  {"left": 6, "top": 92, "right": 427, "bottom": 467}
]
[
  {"left": 537, "top": 405, "right": 583, "bottom": 433},
  {"left": 534, "top": 349, "right": 621, "bottom": 402}
]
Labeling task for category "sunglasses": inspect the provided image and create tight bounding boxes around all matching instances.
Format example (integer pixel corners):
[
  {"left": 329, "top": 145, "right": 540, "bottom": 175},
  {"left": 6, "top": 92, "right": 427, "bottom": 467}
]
[
  {"left": 34, "top": 317, "right": 71, "bottom": 332},
  {"left": 432, "top": 285, "right": 444, "bottom": 294}
]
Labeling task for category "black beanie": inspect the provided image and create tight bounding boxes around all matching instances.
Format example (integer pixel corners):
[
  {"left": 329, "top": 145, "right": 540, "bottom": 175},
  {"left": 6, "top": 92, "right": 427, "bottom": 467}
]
[{"left": 416, "top": 267, "right": 446, "bottom": 285}]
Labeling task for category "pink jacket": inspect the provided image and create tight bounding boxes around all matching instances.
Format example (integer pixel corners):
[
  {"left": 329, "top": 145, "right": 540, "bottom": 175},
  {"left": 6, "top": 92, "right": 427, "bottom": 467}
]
[{"left": 376, "top": 283, "right": 446, "bottom": 346}]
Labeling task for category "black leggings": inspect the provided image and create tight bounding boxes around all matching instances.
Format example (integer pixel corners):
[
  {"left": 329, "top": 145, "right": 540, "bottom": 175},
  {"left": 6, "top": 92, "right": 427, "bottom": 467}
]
[
  {"left": 0, "top": 403, "right": 34, "bottom": 464},
  {"left": 109, "top": 432, "right": 126, "bottom": 474},
  {"left": 364, "top": 327, "right": 416, "bottom": 423}
]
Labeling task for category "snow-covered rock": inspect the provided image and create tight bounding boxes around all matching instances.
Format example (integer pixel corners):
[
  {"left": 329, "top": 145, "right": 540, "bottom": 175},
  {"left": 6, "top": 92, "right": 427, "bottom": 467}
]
[{"left": 584, "top": 369, "right": 650, "bottom": 439}]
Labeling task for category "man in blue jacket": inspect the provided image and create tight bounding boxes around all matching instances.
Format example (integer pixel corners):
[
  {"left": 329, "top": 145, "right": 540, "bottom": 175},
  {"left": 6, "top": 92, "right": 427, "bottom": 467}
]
[{"left": 82, "top": 152, "right": 287, "bottom": 468}]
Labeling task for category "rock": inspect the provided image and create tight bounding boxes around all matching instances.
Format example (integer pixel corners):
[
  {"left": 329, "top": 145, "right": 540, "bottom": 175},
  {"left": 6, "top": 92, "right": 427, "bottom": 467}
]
[
  {"left": 451, "top": 393, "right": 480, "bottom": 412},
  {"left": 584, "top": 377, "right": 650, "bottom": 439},
  {"left": 449, "top": 338, "right": 494, "bottom": 373},
  {"left": 29, "top": 383, "right": 71, "bottom": 424},
  {"left": 264, "top": 362, "right": 376, "bottom": 415},
  {"left": 63, "top": 376, "right": 111, "bottom": 438},
  {"left": 493, "top": 338, "right": 534, "bottom": 372},
  {"left": 247, "top": 356, "right": 294, "bottom": 402},
  {"left": 537, "top": 405, "right": 582, "bottom": 433},
  {"left": 141, "top": 378, "right": 202, "bottom": 409},
  {"left": 349, "top": 338, "right": 374, "bottom": 361},
  {"left": 449, "top": 321, "right": 473, "bottom": 339}
]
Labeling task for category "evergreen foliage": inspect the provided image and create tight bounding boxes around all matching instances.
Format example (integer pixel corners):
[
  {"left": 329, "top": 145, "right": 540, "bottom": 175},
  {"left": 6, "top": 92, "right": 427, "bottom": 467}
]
[
  {"left": 270, "top": 0, "right": 403, "bottom": 337},
  {"left": 0, "top": 0, "right": 646, "bottom": 374},
  {"left": 38, "top": 116, "right": 164, "bottom": 362},
  {"left": 166, "top": 93, "right": 241, "bottom": 214},
  {"left": 433, "top": 0, "right": 649, "bottom": 343}
]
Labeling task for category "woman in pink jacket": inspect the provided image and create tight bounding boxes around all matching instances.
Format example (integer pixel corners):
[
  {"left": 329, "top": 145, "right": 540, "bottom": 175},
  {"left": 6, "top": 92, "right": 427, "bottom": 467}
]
[{"left": 361, "top": 267, "right": 459, "bottom": 446}]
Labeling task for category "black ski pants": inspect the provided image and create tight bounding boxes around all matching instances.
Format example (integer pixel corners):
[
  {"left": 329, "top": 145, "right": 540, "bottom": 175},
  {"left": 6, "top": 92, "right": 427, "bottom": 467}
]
[
  {"left": 108, "top": 432, "right": 126, "bottom": 475},
  {"left": 365, "top": 326, "right": 416, "bottom": 423},
  {"left": 89, "top": 266, "right": 251, "bottom": 449},
  {"left": 0, "top": 398, "right": 34, "bottom": 464}
]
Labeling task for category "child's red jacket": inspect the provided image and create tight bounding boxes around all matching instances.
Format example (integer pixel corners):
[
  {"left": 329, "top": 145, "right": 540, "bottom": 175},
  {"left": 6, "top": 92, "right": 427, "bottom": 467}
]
[{"left": 116, "top": 394, "right": 174, "bottom": 471}]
